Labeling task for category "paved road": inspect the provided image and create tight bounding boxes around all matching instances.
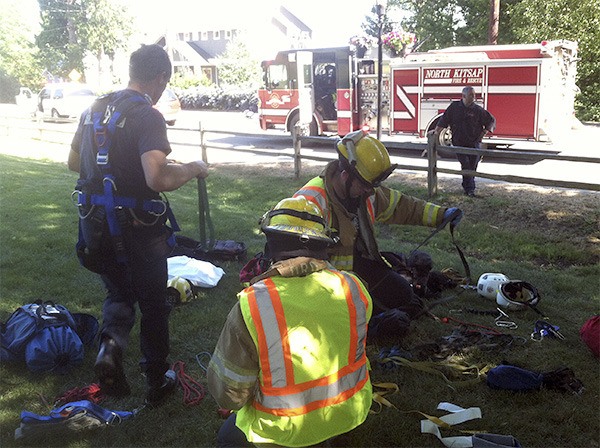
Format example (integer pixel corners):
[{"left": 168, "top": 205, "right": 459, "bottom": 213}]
[{"left": 1, "top": 104, "right": 598, "bottom": 189}]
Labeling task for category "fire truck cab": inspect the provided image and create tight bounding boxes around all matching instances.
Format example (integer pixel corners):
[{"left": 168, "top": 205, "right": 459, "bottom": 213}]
[
  {"left": 257, "top": 40, "right": 578, "bottom": 145},
  {"left": 258, "top": 46, "right": 360, "bottom": 137}
]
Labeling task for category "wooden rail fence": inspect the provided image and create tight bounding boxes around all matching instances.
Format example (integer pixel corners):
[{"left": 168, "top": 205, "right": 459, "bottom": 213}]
[{"left": 2, "top": 114, "right": 599, "bottom": 196}]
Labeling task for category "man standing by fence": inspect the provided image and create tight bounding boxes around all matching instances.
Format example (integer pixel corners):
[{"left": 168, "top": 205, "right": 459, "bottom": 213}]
[{"left": 434, "top": 86, "right": 496, "bottom": 197}]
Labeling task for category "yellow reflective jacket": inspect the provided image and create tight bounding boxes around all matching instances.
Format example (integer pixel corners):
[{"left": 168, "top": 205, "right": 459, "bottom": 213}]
[{"left": 208, "top": 258, "right": 372, "bottom": 447}]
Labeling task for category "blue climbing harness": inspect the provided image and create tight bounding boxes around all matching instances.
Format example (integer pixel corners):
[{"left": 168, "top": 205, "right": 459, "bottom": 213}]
[{"left": 74, "top": 91, "right": 180, "bottom": 265}]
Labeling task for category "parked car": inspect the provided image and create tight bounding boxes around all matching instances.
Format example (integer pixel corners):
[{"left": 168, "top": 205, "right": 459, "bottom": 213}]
[
  {"left": 154, "top": 88, "right": 181, "bottom": 126},
  {"left": 15, "top": 87, "right": 37, "bottom": 116},
  {"left": 37, "top": 83, "right": 97, "bottom": 120}
]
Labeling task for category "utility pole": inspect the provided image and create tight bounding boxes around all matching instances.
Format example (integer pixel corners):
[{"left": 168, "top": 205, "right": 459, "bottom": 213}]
[
  {"left": 376, "top": 0, "right": 387, "bottom": 140},
  {"left": 488, "top": 0, "right": 500, "bottom": 44}
]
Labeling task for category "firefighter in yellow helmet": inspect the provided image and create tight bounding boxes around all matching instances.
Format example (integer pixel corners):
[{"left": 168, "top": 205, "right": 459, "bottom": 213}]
[
  {"left": 293, "top": 129, "right": 463, "bottom": 326},
  {"left": 208, "top": 196, "right": 373, "bottom": 447}
]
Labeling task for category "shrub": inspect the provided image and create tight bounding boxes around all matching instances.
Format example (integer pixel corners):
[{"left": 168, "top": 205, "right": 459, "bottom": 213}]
[{"left": 175, "top": 85, "right": 258, "bottom": 112}]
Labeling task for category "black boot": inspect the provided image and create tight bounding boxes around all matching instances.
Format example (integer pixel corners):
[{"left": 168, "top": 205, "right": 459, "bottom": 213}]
[
  {"left": 145, "top": 369, "right": 177, "bottom": 407},
  {"left": 94, "top": 338, "right": 131, "bottom": 397}
]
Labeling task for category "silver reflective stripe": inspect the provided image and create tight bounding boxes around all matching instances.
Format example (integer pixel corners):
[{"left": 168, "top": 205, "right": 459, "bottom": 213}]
[
  {"left": 209, "top": 349, "right": 258, "bottom": 387},
  {"left": 339, "top": 271, "right": 368, "bottom": 362},
  {"left": 252, "top": 282, "right": 288, "bottom": 388},
  {"left": 378, "top": 190, "right": 400, "bottom": 222},
  {"left": 331, "top": 255, "right": 353, "bottom": 270},
  {"left": 257, "top": 363, "right": 368, "bottom": 410},
  {"left": 423, "top": 202, "right": 439, "bottom": 226}
]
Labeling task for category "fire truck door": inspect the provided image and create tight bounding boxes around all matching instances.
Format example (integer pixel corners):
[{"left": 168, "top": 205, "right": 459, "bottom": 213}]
[{"left": 296, "top": 51, "right": 314, "bottom": 126}]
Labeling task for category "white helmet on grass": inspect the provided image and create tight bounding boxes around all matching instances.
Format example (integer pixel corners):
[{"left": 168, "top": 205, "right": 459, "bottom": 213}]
[{"left": 477, "top": 273, "right": 510, "bottom": 299}]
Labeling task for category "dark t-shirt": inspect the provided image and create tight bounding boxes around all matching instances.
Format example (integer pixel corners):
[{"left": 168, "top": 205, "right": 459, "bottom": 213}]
[
  {"left": 71, "top": 89, "right": 171, "bottom": 199},
  {"left": 437, "top": 100, "right": 495, "bottom": 147}
]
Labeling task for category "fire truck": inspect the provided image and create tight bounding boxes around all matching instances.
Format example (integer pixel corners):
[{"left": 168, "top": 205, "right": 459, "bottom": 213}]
[{"left": 257, "top": 40, "right": 578, "bottom": 146}]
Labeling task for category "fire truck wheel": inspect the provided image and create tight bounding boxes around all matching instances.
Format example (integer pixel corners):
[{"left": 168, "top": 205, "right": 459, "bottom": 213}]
[
  {"left": 436, "top": 126, "right": 453, "bottom": 147},
  {"left": 289, "top": 115, "right": 318, "bottom": 138}
]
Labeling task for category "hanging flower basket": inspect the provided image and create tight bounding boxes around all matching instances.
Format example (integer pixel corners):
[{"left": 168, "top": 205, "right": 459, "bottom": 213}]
[{"left": 382, "top": 31, "right": 416, "bottom": 57}]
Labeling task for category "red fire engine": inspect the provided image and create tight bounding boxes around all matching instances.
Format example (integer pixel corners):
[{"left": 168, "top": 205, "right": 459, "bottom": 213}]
[{"left": 257, "top": 40, "right": 578, "bottom": 145}]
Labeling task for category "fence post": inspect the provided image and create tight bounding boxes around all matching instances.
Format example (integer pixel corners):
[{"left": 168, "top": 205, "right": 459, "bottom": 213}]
[
  {"left": 199, "top": 121, "right": 207, "bottom": 163},
  {"left": 293, "top": 123, "right": 307, "bottom": 179},
  {"left": 427, "top": 132, "right": 438, "bottom": 198}
]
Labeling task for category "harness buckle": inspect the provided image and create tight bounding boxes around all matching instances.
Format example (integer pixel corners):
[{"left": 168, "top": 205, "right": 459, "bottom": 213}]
[
  {"left": 147, "top": 199, "right": 167, "bottom": 217},
  {"left": 96, "top": 152, "right": 109, "bottom": 165},
  {"left": 71, "top": 190, "right": 83, "bottom": 207}
]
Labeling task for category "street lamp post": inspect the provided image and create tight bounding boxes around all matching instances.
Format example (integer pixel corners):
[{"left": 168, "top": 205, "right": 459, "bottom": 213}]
[{"left": 375, "top": 0, "right": 387, "bottom": 140}]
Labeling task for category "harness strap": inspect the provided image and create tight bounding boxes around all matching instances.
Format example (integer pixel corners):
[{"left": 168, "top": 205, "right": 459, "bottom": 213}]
[
  {"left": 411, "top": 209, "right": 471, "bottom": 284},
  {"left": 76, "top": 91, "right": 180, "bottom": 264},
  {"left": 197, "top": 177, "right": 214, "bottom": 251}
]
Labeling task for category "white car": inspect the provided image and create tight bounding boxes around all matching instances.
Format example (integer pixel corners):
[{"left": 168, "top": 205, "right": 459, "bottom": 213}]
[{"left": 37, "top": 83, "right": 97, "bottom": 120}]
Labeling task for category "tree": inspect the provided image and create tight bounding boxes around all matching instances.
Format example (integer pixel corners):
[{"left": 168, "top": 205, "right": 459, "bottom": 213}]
[
  {"left": 387, "top": 0, "right": 520, "bottom": 49},
  {"left": 216, "top": 37, "right": 262, "bottom": 89},
  {"left": 389, "top": 0, "right": 460, "bottom": 50},
  {"left": 36, "top": 0, "right": 83, "bottom": 81},
  {"left": 77, "top": 0, "right": 133, "bottom": 84},
  {"left": 35, "top": 0, "right": 133, "bottom": 84},
  {"left": 0, "top": 0, "right": 43, "bottom": 100},
  {"left": 508, "top": 0, "right": 600, "bottom": 121}
]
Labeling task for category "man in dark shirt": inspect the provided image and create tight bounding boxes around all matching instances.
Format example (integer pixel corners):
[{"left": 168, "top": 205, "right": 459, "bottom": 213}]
[
  {"left": 68, "top": 44, "right": 208, "bottom": 407},
  {"left": 435, "top": 86, "right": 496, "bottom": 197}
]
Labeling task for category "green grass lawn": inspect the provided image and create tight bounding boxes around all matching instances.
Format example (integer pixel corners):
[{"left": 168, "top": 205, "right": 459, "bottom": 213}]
[{"left": 1, "top": 154, "right": 598, "bottom": 447}]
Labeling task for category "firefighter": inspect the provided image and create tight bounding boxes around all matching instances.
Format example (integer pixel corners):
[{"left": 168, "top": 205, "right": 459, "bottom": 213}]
[
  {"left": 293, "top": 130, "right": 463, "bottom": 322},
  {"left": 434, "top": 86, "right": 496, "bottom": 197},
  {"left": 208, "top": 196, "right": 373, "bottom": 447}
]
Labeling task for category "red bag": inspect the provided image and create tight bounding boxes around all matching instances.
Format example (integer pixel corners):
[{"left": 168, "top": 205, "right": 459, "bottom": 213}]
[{"left": 580, "top": 315, "right": 600, "bottom": 358}]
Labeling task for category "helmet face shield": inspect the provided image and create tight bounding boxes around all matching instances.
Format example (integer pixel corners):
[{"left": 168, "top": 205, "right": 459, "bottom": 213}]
[{"left": 337, "top": 131, "right": 397, "bottom": 187}]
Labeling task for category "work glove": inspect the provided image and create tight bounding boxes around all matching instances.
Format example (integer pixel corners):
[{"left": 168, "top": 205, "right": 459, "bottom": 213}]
[{"left": 443, "top": 207, "right": 463, "bottom": 227}]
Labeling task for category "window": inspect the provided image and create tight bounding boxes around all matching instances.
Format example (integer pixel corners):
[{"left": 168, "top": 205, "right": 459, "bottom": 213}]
[
  {"left": 267, "top": 65, "right": 288, "bottom": 90},
  {"left": 201, "top": 31, "right": 208, "bottom": 40},
  {"left": 214, "top": 30, "right": 220, "bottom": 40}
]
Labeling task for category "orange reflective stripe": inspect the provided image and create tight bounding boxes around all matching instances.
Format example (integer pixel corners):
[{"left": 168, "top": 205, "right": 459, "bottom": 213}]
[
  {"left": 366, "top": 196, "right": 376, "bottom": 223},
  {"left": 263, "top": 278, "right": 295, "bottom": 387},
  {"left": 246, "top": 285, "right": 273, "bottom": 387}
]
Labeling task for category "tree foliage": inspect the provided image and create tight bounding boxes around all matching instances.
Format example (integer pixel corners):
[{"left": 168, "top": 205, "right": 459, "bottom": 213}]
[
  {"left": 508, "top": 0, "right": 600, "bottom": 121},
  {"left": 382, "top": 0, "right": 599, "bottom": 121},
  {"left": 0, "top": 0, "right": 43, "bottom": 99},
  {"left": 35, "top": 0, "right": 132, "bottom": 82},
  {"left": 216, "top": 37, "right": 262, "bottom": 89}
]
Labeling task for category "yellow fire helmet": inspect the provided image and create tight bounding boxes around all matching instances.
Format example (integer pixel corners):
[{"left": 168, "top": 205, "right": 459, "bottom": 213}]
[
  {"left": 166, "top": 276, "right": 194, "bottom": 306},
  {"left": 336, "top": 129, "right": 397, "bottom": 187},
  {"left": 260, "top": 196, "right": 332, "bottom": 244}
]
